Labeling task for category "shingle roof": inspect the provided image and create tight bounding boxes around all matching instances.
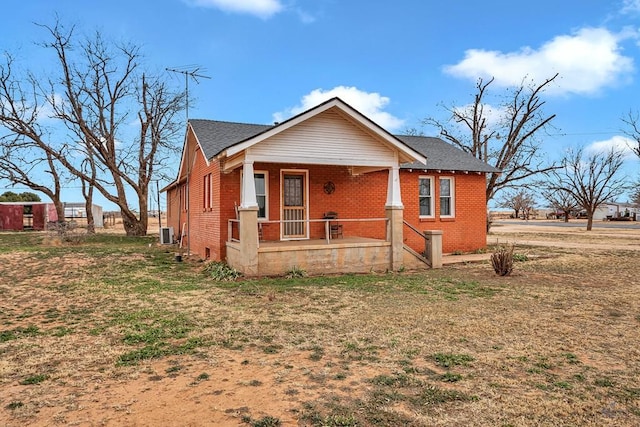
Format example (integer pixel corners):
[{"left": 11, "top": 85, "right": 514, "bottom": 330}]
[
  {"left": 397, "top": 135, "right": 500, "bottom": 173},
  {"left": 188, "top": 119, "right": 499, "bottom": 173},
  {"left": 189, "top": 119, "right": 273, "bottom": 159}
]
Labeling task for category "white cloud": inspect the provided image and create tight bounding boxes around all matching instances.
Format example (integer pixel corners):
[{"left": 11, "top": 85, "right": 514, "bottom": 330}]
[
  {"left": 585, "top": 135, "right": 636, "bottom": 159},
  {"left": 621, "top": 0, "right": 640, "bottom": 14},
  {"left": 186, "top": 0, "right": 283, "bottom": 19},
  {"left": 444, "top": 27, "right": 635, "bottom": 96},
  {"left": 273, "top": 86, "right": 405, "bottom": 130},
  {"left": 296, "top": 9, "right": 316, "bottom": 24}
]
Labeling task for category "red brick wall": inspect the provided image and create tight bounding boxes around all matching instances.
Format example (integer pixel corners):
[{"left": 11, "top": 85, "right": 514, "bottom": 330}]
[
  {"left": 401, "top": 170, "right": 488, "bottom": 254},
  {"left": 167, "top": 161, "right": 489, "bottom": 260}
]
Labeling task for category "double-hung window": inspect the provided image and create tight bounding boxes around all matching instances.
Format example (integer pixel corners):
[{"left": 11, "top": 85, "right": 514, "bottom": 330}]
[
  {"left": 203, "top": 173, "right": 212, "bottom": 210},
  {"left": 254, "top": 172, "right": 268, "bottom": 220},
  {"left": 418, "top": 176, "right": 434, "bottom": 217},
  {"left": 439, "top": 177, "right": 455, "bottom": 217}
]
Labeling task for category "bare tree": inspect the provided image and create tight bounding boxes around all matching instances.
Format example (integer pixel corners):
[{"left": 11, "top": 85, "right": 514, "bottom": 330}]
[
  {"left": 632, "top": 187, "right": 640, "bottom": 205},
  {"left": 0, "top": 21, "right": 184, "bottom": 236},
  {"left": 498, "top": 189, "right": 536, "bottom": 219},
  {"left": 0, "top": 58, "right": 68, "bottom": 222},
  {"left": 546, "top": 147, "right": 629, "bottom": 230},
  {"left": 621, "top": 110, "right": 640, "bottom": 159},
  {"left": 425, "top": 74, "right": 559, "bottom": 202},
  {"left": 542, "top": 188, "right": 579, "bottom": 222}
]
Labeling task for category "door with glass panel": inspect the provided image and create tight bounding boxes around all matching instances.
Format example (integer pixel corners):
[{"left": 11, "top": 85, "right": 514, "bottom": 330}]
[{"left": 282, "top": 172, "right": 307, "bottom": 238}]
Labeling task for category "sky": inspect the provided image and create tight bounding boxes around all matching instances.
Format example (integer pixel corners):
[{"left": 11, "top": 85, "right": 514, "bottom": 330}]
[{"left": 1, "top": 0, "right": 639, "bottom": 210}]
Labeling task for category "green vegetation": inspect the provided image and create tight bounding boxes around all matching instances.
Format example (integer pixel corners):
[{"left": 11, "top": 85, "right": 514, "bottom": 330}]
[
  {"left": 203, "top": 260, "right": 242, "bottom": 281},
  {"left": 19, "top": 374, "right": 48, "bottom": 385}
]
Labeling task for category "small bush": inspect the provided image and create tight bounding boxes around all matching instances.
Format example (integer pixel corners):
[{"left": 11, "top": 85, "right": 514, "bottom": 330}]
[
  {"left": 285, "top": 266, "right": 306, "bottom": 278},
  {"left": 513, "top": 253, "right": 528, "bottom": 262},
  {"left": 491, "top": 244, "right": 515, "bottom": 276},
  {"left": 203, "top": 261, "right": 242, "bottom": 281}
]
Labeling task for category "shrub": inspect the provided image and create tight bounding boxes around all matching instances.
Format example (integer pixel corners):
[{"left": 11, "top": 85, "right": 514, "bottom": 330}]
[
  {"left": 285, "top": 266, "right": 306, "bottom": 278},
  {"left": 491, "top": 244, "right": 514, "bottom": 276},
  {"left": 203, "top": 261, "right": 242, "bottom": 281}
]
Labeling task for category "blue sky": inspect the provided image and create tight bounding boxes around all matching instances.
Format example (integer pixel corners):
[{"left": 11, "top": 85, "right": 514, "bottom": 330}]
[{"left": 1, "top": 0, "right": 639, "bottom": 209}]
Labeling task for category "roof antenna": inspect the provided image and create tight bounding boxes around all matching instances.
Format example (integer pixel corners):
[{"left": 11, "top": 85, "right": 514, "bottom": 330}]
[
  {"left": 166, "top": 66, "right": 211, "bottom": 257},
  {"left": 166, "top": 65, "right": 212, "bottom": 121}
]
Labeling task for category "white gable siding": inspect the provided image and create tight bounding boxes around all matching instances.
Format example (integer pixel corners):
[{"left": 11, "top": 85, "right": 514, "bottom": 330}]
[{"left": 247, "top": 110, "right": 397, "bottom": 167}]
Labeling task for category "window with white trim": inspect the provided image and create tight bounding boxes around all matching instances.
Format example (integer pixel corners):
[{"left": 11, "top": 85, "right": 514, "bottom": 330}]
[
  {"left": 255, "top": 172, "right": 268, "bottom": 220},
  {"left": 439, "top": 177, "right": 455, "bottom": 217},
  {"left": 418, "top": 176, "right": 434, "bottom": 217},
  {"left": 203, "top": 173, "right": 212, "bottom": 209}
]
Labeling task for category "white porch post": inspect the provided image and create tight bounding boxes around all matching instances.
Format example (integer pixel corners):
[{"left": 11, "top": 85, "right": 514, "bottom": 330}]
[
  {"left": 386, "top": 165, "right": 403, "bottom": 208},
  {"left": 241, "top": 160, "right": 258, "bottom": 208},
  {"left": 385, "top": 165, "right": 404, "bottom": 271},
  {"left": 238, "top": 159, "right": 259, "bottom": 276}
]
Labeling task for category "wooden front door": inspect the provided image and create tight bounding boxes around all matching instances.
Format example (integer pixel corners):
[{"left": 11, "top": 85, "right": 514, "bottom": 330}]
[{"left": 282, "top": 172, "right": 307, "bottom": 239}]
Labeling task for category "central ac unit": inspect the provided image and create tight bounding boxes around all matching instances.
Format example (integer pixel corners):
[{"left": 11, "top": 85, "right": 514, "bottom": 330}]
[{"left": 160, "top": 226, "right": 174, "bottom": 244}]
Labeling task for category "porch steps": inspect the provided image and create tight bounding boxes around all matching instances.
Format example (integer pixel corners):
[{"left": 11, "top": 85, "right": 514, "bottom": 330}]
[{"left": 403, "top": 244, "right": 431, "bottom": 268}]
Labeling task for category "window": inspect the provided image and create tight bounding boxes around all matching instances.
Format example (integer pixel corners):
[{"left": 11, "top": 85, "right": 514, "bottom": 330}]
[
  {"left": 181, "top": 184, "right": 188, "bottom": 211},
  {"left": 255, "top": 172, "right": 268, "bottom": 219},
  {"left": 439, "top": 177, "right": 455, "bottom": 217},
  {"left": 418, "top": 176, "right": 434, "bottom": 217},
  {"left": 203, "top": 173, "right": 213, "bottom": 209}
]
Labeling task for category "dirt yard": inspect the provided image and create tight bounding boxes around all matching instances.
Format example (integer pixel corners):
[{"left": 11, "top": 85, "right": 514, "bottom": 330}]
[{"left": 1, "top": 220, "right": 640, "bottom": 426}]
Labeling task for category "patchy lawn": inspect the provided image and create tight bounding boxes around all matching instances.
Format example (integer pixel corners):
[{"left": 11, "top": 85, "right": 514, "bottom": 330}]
[{"left": 1, "top": 229, "right": 640, "bottom": 426}]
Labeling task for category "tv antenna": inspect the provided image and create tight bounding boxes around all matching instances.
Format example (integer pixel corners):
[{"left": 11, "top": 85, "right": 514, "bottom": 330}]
[
  {"left": 165, "top": 66, "right": 211, "bottom": 257},
  {"left": 166, "top": 65, "right": 211, "bottom": 120}
]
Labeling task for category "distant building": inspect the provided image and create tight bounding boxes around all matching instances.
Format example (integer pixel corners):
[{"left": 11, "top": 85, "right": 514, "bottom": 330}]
[
  {"left": 0, "top": 202, "right": 58, "bottom": 231},
  {"left": 594, "top": 202, "right": 639, "bottom": 221},
  {"left": 63, "top": 203, "right": 104, "bottom": 228},
  {"left": 0, "top": 202, "right": 104, "bottom": 231}
]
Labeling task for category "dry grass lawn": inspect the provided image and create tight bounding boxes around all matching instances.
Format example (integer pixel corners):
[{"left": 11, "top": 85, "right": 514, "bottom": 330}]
[{"left": 1, "top": 220, "right": 640, "bottom": 426}]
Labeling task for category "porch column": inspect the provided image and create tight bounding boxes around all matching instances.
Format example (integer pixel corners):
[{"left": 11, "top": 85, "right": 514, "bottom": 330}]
[
  {"left": 386, "top": 166, "right": 404, "bottom": 271},
  {"left": 238, "top": 207, "right": 259, "bottom": 276},
  {"left": 239, "top": 159, "right": 259, "bottom": 276},
  {"left": 240, "top": 160, "right": 258, "bottom": 208},
  {"left": 386, "top": 165, "right": 403, "bottom": 208}
]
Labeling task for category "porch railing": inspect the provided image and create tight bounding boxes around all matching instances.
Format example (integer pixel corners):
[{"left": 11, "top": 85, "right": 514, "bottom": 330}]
[
  {"left": 228, "top": 217, "right": 389, "bottom": 245},
  {"left": 403, "top": 220, "right": 431, "bottom": 266}
]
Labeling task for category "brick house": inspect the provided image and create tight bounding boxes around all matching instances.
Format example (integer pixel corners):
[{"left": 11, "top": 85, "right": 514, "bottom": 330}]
[{"left": 163, "top": 97, "right": 497, "bottom": 276}]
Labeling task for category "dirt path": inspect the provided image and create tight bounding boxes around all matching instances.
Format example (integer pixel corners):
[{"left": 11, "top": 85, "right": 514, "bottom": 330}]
[{"left": 488, "top": 220, "right": 640, "bottom": 251}]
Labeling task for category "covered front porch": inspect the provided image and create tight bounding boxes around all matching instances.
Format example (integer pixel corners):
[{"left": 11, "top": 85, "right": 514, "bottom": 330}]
[{"left": 216, "top": 98, "right": 428, "bottom": 276}]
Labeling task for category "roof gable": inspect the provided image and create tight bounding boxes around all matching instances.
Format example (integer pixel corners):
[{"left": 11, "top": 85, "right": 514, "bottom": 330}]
[{"left": 219, "top": 97, "right": 426, "bottom": 166}]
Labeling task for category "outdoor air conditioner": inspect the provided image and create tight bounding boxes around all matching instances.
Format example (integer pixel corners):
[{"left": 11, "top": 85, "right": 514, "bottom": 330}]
[{"left": 160, "top": 226, "right": 174, "bottom": 244}]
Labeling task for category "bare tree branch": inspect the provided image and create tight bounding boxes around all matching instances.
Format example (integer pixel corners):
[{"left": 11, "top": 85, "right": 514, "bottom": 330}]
[{"left": 424, "top": 74, "right": 560, "bottom": 202}]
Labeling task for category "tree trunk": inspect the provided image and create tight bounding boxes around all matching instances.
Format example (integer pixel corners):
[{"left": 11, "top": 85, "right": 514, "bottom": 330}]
[
  {"left": 53, "top": 199, "right": 65, "bottom": 225},
  {"left": 563, "top": 210, "right": 570, "bottom": 223},
  {"left": 85, "top": 201, "right": 95, "bottom": 234},
  {"left": 121, "top": 210, "right": 147, "bottom": 236},
  {"left": 586, "top": 214, "right": 594, "bottom": 231}
]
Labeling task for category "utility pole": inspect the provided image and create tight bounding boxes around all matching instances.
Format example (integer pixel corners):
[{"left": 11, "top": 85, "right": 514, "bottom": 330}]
[{"left": 166, "top": 66, "right": 211, "bottom": 256}]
